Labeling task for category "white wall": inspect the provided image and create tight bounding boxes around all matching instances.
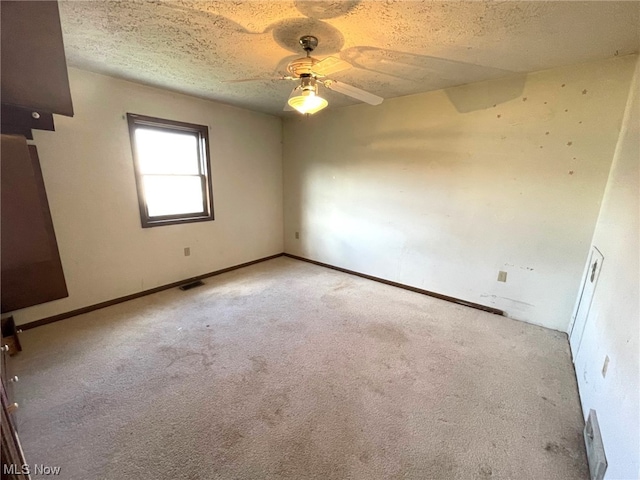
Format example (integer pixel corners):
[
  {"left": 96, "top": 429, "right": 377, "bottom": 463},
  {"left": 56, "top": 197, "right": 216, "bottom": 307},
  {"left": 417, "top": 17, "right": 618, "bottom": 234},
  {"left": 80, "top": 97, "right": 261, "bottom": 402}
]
[
  {"left": 12, "top": 68, "right": 283, "bottom": 325},
  {"left": 571, "top": 58, "right": 639, "bottom": 480},
  {"left": 283, "top": 55, "right": 637, "bottom": 331}
]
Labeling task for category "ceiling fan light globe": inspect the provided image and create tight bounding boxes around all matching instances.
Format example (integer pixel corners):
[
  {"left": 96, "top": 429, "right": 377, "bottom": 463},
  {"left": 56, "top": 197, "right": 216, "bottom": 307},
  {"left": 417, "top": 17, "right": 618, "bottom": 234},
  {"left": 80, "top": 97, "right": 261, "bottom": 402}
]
[{"left": 288, "top": 90, "right": 328, "bottom": 115}]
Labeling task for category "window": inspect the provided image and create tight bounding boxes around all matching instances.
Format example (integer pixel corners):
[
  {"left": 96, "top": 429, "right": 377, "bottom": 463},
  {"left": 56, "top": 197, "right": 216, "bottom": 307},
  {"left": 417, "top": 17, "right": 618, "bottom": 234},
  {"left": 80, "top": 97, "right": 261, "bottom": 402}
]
[{"left": 127, "top": 113, "right": 214, "bottom": 228}]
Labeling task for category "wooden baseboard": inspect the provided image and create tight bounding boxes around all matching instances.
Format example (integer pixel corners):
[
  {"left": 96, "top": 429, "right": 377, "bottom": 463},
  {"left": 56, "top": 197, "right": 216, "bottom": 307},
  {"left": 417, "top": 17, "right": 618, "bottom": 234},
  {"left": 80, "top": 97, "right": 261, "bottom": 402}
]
[
  {"left": 20, "top": 253, "right": 284, "bottom": 330},
  {"left": 283, "top": 253, "right": 504, "bottom": 316},
  {"left": 21, "top": 251, "right": 503, "bottom": 330}
]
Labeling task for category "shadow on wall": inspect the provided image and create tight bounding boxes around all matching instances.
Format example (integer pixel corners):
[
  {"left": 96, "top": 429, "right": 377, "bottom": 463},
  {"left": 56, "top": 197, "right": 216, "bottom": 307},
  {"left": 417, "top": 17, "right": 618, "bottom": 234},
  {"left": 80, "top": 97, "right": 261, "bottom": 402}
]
[{"left": 444, "top": 74, "right": 527, "bottom": 113}]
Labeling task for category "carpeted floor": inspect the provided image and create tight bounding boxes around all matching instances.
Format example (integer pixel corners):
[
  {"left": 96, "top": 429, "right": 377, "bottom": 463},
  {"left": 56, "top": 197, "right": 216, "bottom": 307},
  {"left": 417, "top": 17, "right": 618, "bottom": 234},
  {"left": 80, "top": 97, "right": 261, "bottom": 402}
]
[{"left": 11, "top": 257, "right": 588, "bottom": 480}]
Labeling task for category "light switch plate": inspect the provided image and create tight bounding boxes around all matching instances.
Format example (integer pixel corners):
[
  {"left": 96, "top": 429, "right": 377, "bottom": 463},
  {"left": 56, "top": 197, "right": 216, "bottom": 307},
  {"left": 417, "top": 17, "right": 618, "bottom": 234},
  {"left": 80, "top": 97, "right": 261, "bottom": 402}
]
[{"left": 497, "top": 271, "right": 507, "bottom": 282}]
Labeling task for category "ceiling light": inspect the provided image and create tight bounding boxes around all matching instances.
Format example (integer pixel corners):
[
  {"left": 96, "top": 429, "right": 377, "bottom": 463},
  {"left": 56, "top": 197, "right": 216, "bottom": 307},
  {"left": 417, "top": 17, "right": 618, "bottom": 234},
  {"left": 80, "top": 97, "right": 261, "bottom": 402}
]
[
  {"left": 288, "top": 89, "right": 328, "bottom": 115},
  {"left": 287, "top": 76, "right": 328, "bottom": 115}
]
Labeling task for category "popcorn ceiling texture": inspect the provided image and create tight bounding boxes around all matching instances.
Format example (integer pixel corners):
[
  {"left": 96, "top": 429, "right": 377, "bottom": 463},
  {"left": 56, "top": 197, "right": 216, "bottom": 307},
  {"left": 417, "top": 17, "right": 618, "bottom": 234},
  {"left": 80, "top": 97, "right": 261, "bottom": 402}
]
[{"left": 59, "top": 0, "right": 639, "bottom": 115}]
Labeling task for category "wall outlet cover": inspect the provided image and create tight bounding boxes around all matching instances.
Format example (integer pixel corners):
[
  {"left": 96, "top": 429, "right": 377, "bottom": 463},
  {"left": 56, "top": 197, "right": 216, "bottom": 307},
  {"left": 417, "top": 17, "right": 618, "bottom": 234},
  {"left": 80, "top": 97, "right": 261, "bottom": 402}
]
[{"left": 497, "top": 271, "right": 507, "bottom": 282}]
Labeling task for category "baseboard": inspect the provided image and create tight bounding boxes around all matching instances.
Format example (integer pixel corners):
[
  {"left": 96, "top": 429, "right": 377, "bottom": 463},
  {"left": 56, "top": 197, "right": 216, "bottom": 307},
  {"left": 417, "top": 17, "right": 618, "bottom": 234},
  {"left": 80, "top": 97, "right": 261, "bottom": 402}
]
[
  {"left": 283, "top": 253, "right": 504, "bottom": 316},
  {"left": 20, "top": 253, "right": 284, "bottom": 330},
  {"left": 22, "top": 251, "right": 503, "bottom": 330}
]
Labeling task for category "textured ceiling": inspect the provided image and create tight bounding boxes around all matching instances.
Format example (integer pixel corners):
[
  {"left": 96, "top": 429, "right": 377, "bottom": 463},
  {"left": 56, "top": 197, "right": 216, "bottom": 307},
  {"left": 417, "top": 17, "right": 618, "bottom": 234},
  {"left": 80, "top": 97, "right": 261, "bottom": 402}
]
[{"left": 59, "top": 1, "right": 639, "bottom": 116}]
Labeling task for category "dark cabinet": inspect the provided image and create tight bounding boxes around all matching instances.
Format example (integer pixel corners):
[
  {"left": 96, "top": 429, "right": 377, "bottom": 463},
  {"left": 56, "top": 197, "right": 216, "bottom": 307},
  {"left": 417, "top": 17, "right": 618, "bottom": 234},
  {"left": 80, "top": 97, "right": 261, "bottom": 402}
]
[
  {"left": 1, "top": 0, "right": 72, "bottom": 313},
  {"left": 1, "top": 136, "right": 69, "bottom": 312},
  {"left": 1, "top": 0, "right": 74, "bottom": 117},
  {"left": 0, "top": 3, "right": 71, "bottom": 472}
]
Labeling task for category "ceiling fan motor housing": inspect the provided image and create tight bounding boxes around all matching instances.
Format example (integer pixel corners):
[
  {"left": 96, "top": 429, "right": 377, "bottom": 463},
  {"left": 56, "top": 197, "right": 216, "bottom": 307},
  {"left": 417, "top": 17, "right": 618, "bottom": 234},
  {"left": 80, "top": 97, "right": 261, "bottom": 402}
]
[{"left": 287, "top": 57, "right": 319, "bottom": 77}]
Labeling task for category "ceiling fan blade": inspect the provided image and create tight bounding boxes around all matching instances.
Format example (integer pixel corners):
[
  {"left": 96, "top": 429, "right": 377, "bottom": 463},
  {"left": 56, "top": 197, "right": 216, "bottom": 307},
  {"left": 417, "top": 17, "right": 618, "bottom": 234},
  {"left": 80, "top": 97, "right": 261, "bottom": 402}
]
[
  {"left": 322, "top": 79, "right": 383, "bottom": 106},
  {"left": 223, "top": 76, "right": 293, "bottom": 83},
  {"left": 311, "top": 56, "right": 352, "bottom": 77}
]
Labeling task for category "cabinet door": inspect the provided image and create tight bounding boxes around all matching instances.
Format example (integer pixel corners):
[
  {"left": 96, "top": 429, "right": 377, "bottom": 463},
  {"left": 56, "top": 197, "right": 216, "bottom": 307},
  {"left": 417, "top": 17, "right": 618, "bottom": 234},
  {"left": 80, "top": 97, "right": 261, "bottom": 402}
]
[
  {"left": 1, "top": 135, "right": 68, "bottom": 312},
  {"left": 1, "top": 0, "right": 74, "bottom": 117}
]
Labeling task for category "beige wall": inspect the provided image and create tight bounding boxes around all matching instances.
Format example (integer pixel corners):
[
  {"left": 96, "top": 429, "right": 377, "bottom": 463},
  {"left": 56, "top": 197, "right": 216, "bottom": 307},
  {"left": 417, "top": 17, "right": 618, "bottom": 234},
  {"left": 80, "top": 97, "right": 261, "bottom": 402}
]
[
  {"left": 283, "top": 55, "right": 637, "bottom": 331},
  {"left": 571, "top": 57, "right": 639, "bottom": 480},
  {"left": 12, "top": 68, "right": 284, "bottom": 325}
]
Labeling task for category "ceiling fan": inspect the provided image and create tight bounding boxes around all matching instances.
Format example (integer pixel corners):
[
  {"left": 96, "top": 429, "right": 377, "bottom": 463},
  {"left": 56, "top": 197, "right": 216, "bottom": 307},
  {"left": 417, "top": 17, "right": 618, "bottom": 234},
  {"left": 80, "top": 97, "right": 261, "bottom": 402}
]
[{"left": 226, "top": 35, "right": 383, "bottom": 115}]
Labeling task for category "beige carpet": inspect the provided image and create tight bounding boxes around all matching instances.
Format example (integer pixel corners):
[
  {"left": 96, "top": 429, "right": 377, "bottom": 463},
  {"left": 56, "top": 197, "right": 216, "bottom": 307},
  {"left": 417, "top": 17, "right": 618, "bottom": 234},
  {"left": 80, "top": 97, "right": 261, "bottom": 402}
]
[{"left": 11, "top": 257, "right": 588, "bottom": 480}]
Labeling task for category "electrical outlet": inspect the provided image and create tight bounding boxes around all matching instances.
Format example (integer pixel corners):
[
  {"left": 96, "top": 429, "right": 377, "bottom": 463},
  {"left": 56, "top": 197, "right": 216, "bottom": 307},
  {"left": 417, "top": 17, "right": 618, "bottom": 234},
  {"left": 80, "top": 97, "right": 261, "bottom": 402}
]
[
  {"left": 184, "top": 247, "right": 191, "bottom": 257},
  {"left": 295, "top": 231, "right": 300, "bottom": 239},
  {"left": 497, "top": 271, "right": 507, "bottom": 282}
]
